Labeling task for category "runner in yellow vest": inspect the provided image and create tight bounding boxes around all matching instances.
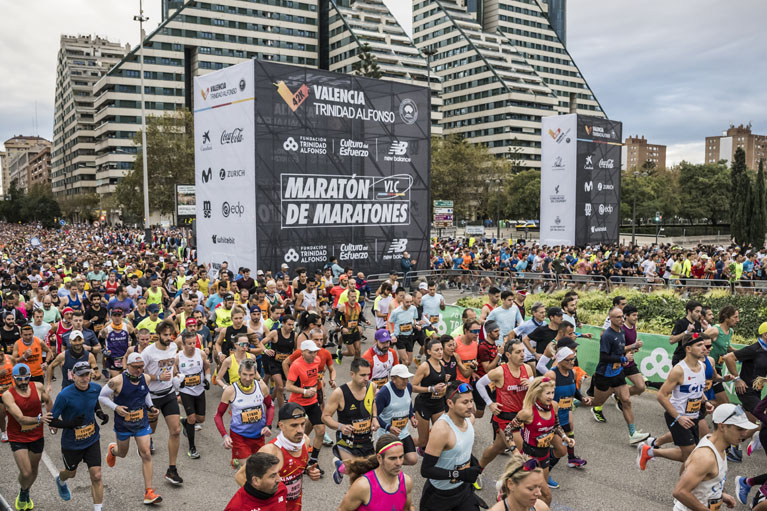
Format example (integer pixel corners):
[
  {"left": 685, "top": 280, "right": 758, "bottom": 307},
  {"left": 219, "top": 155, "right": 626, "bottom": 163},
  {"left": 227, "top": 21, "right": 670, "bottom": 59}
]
[{"left": 215, "top": 335, "right": 254, "bottom": 386}]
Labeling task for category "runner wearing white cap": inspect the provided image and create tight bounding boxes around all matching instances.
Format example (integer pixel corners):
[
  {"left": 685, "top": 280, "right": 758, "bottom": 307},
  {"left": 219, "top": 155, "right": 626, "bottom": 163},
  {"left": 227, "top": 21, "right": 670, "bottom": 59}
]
[
  {"left": 373, "top": 364, "right": 418, "bottom": 466},
  {"left": 671, "top": 403, "right": 756, "bottom": 511}
]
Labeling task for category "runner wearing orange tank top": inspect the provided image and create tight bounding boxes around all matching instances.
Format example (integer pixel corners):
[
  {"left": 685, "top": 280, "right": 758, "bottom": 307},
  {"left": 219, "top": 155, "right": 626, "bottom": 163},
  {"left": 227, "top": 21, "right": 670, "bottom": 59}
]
[
  {"left": 236, "top": 403, "right": 321, "bottom": 511},
  {"left": 12, "top": 325, "right": 52, "bottom": 382},
  {"left": 454, "top": 321, "right": 480, "bottom": 384}
]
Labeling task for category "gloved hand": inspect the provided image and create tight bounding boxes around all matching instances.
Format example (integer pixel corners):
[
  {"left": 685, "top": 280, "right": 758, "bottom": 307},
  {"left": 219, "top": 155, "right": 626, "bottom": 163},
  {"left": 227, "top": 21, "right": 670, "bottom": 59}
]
[
  {"left": 203, "top": 379, "right": 210, "bottom": 390},
  {"left": 95, "top": 408, "right": 109, "bottom": 426},
  {"left": 457, "top": 466, "right": 483, "bottom": 483}
]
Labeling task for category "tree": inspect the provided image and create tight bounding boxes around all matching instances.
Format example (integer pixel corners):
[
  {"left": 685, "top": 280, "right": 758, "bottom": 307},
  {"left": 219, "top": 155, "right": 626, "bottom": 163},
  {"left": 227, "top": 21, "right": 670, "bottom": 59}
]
[
  {"left": 113, "top": 108, "right": 194, "bottom": 223},
  {"left": 504, "top": 169, "right": 540, "bottom": 220},
  {"left": 431, "top": 135, "right": 505, "bottom": 221},
  {"left": 730, "top": 147, "right": 750, "bottom": 245},
  {"left": 0, "top": 184, "right": 62, "bottom": 228},
  {"left": 352, "top": 43, "right": 382, "bottom": 79},
  {"left": 749, "top": 159, "right": 766, "bottom": 249},
  {"left": 677, "top": 161, "right": 730, "bottom": 225},
  {"left": 59, "top": 193, "right": 99, "bottom": 223}
]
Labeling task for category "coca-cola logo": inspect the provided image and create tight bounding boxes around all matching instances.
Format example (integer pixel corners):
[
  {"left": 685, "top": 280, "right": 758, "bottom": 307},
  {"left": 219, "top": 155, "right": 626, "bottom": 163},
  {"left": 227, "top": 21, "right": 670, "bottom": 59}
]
[{"left": 221, "top": 128, "right": 244, "bottom": 144}]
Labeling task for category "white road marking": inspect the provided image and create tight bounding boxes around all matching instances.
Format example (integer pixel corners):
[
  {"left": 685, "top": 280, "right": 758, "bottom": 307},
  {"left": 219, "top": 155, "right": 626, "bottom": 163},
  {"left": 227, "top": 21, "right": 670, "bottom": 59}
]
[{"left": 41, "top": 451, "right": 59, "bottom": 479}]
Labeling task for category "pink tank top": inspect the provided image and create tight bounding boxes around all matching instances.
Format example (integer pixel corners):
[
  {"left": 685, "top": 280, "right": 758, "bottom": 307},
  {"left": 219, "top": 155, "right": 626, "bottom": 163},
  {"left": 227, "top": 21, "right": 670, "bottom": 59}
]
[{"left": 358, "top": 470, "right": 407, "bottom": 511}]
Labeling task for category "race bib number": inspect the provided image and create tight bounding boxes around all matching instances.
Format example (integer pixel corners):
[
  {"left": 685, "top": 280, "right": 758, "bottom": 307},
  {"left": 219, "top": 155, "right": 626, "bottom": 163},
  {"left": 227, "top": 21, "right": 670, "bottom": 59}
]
[
  {"left": 20, "top": 422, "right": 41, "bottom": 432},
  {"left": 126, "top": 408, "right": 144, "bottom": 422},
  {"left": 429, "top": 315, "right": 440, "bottom": 325},
  {"left": 536, "top": 431, "right": 555, "bottom": 448},
  {"left": 74, "top": 422, "right": 96, "bottom": 441},
  {"left": 284, "top": 474, "right": 303, "bottom": 501},
  {"left": 275, "top": 353, "right": 289, "bottom": 362},
  {"left": 241, "top": 407, "right": 263, "bottom": 424},
  {"left": 685, "top": 398, "right": 702, "bottom": 414},
  {"left": 612, "top": 362, "right": 622, "bottom": 371},
  {"left": 704, "top": 380, "right": 712, "bottom": 391},
  {"left": 708, "top": 497, "right": 722, "bottom": 511},
  {"left": 400, "top": 323, "right": 413, "bottom": 333},
  {"left": 184, "top": 374, "right": 201, "bottom": 387},
  {"left": 113, "top": 357, "right": 123, "bottom": 368},
  {"left": 391, "top": 416, "right": 408, "bottom": 429},
  {"left": 347, "top": 320, "right": 358, "bottom": 329},
  {"left": 558, "top": 397, "right": 573, "bottom": 410},
  {"left": 94, "top": 324, "right": 104, "bottom": 332},
  {"left": 372, "top": 377, "right": 388, "bottom": 389},
  {"left": 352, "top": 418, "right": 371, "bottom": 435}
]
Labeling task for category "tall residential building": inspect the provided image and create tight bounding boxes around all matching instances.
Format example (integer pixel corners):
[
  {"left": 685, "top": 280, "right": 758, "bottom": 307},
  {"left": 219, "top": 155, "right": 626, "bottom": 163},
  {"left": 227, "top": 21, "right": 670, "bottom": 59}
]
[
  {"left": 91, "top": 0, "right": 319, "bottom": 195},
  {"left": 542, "top": 0, "right": 566, "bottom": 45},
  {"left": 1, "top": 136, "right": 50, "bottom": 195},
  {"left": 705, "top": 124, "right": 767, "bottom": 169},
  {"left": 51, "top": 35, "right": 128, "bottom": 198},
  {"left": 325, "top": 0, "right": 443, "bottom": 134},
  {"left": 621, "top": 135, "right": 666, "bottom": 171},
  {"left": 413, "top": 0, "right": 584, "bottom": 163},
  {"left": 6, "top": 140, "right": 52, "bottom": 193}
]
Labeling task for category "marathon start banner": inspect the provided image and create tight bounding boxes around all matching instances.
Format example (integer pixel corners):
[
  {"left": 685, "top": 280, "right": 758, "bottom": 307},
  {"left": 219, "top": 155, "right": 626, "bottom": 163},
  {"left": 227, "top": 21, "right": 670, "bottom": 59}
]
[
  {"left": 540, "top": 114, "right": 622, "bottom": 247},
  {"left": 194, "top": 60, "right": 431, "bottom": 276}
]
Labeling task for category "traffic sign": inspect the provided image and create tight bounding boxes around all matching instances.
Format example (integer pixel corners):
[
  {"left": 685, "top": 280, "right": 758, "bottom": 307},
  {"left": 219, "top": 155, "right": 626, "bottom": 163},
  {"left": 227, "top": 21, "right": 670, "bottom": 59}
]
[
  {"left": 434, "top": 214, "right": 453, "bottom": 221},
  {"left": 433, "top": 221, "right": 453, "bottom": 228},
  {"left": 434, "top": 207, "right": 453, "bottom": 214},
  {"left": 433, "top": 200, "right": 454, "bottom": 208}
]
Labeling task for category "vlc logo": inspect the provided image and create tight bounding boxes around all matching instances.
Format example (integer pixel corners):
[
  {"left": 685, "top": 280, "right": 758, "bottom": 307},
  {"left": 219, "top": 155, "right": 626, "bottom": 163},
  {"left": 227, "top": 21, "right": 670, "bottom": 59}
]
[{"left": 274, "top": 81, "right": 310, "bottom": 112}]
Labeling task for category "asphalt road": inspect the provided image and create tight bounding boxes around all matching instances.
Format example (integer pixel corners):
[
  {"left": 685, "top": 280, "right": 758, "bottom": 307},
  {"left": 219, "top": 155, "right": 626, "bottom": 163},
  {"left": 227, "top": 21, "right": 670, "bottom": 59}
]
[{"left": 1, "top": 318, "right": 763, "bottom": 510}]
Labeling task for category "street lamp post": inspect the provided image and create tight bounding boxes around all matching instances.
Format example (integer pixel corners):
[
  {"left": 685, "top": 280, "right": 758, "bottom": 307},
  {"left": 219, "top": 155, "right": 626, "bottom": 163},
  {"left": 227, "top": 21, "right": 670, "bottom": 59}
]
[
  {"left": 631, "top": 170, "right": 639, "bottom": 246},
  {"left": 134, "top": 0, "right": 151, "bottom": 243},
  {"left": 495, "top": 178, "right": 501, "bottom": 240}
]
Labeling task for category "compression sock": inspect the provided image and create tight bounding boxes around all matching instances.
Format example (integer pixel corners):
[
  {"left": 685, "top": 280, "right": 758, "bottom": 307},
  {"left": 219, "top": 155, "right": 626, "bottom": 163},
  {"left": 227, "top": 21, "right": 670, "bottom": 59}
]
[
  {"left": 309, "top": 446, "right": 321, "bottom": 465},
  {"left": 19, "top": 488, "right": 29, "bottom": 500},
  {"left": 566, "top": 431, "right": 575, "bottom": 458},
  {"left": 748, "top": 474, "right": 767, "bottom": 487},
  {"left": 185, "top": 420, "right": 196, "bottom": 449},
  {"left": 94, "top": 504, "right": 103, "bottom": 511},
  {"left": 594, "top": 405, "right": 602, "bottom": 412},
  {"left": 647, "top": 447, "right": 655, "bottom": 457},
  {"left": 628, "top": 424, "right": 637, "bottom": 436},
  {"left": 549, "top": 455, "right": 560, "bottom": 468}
]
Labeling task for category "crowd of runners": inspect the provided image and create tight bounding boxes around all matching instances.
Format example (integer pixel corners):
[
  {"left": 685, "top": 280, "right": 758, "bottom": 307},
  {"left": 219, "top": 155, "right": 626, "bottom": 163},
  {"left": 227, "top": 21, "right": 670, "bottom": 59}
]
[{"left": 0, "top": 223, "right": 765, "bottom": 511}]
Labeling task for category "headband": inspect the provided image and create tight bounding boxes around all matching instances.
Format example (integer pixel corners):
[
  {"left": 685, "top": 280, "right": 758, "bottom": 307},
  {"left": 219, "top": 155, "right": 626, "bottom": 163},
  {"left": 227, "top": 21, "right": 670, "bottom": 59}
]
[{"left": 378, "top": 441, "right": 403, "bottom": 454}]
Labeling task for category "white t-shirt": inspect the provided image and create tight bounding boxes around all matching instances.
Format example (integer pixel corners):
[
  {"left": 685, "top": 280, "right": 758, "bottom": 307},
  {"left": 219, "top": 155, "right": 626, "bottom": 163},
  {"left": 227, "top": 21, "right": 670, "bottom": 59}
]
[
  {"left": 126, "top": 285, "right": 143, "bottom": 300},
  {"left": 141, "top": 342, "right": 178, "bottom": 396}
]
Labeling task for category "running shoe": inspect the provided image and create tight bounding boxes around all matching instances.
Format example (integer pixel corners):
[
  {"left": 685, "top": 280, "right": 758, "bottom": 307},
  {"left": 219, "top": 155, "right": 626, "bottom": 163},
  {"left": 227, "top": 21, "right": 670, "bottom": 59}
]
[
  {"left": 747, "top": 434, "right": 762, "bottom": 456},
  {"left": 736, "top": 476, "right": 752, "bottom": 505},
  {"left": 614, "top": 395, "right": 623, "bottom": 412},
  {"left": 180, "top": 418, "right": 188, "bottom": 438},
  {"left": 188, "top": 448, "right": 200, "bottom": 459},
  {"left": 14, "top": 493, "right": 32, "bottom": 511},
  {"left": 332, "top": 457, "right": 344, "bottom": 484},
  {"left": 165, "top": 467, "right": 183, "bottom": 485},
  {"left": 566, "top": 457, "right": 587, "bottom": 468},
  {"left": 335, "top": 346, "right": 343, "bottom": 365},
  {"left": 547, "top": 475, "right": 559, "bottom": 489},
  {"left": 231, "top": 459, "right": 241, "bottom": 470},
  {"left": 473, "top": 473, "right": 483, "bottom": 491},
  {"left": 106, "top": 442, "right": 117, "bottom": 468},
  {"left": 1, "top": 431, "right": 8, "bottom": 442},
  {"left": 143, "top": 488, "right": 162, "bottom": 505},
  {"left": 195, "top": 424, "right": 202, "bottom": 431},
  {"left": 591, "top": 407, "right": 607, "bottom": 423},
  {"left": 727, "top": 446, "right": 743, "bottom": 463},
  {"left": 629, "top": 431, "right": 650, "bottom": 445},
  {"left": 55, "top": 476, "right": 71, "bottom": 501},
  {"left": 636, "top": 443, "right": 652, "bottom": 471},
  {"left": 150, "top": 438, "right": 155, "bottom": 454},
  {"left": 323, "top": 432, "right": 334, "bottom": 447}
]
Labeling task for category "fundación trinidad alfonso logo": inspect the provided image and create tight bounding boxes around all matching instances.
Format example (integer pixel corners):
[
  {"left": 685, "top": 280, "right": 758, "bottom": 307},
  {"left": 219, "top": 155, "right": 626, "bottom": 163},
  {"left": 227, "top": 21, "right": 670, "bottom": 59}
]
[{"left": 275, "top": 81, "right": 310, "bottom": 111}]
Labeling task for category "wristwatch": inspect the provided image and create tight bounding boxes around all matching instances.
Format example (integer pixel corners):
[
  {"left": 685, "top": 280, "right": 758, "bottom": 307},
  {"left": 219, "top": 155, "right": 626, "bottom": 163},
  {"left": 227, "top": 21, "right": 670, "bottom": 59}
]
[{"left": 450, "top": 470, "right": 460, "bottom": 480}]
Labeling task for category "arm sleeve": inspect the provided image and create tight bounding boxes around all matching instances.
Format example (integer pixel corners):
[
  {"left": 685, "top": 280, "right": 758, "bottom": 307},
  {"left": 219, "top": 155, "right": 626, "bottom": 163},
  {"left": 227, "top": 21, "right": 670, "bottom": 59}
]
[
  {"left": 145, "top": 393, "right": 154, "bottom": 409},
  {"left": 476, "top": 374, "right": 494, "bottom": 406},
  {"left": 536, "top": 355, "right": 551, "bottom": 375},
  {"left": 98, "top": 384, "right": 118, "bottom": 411},
  {"left": 215, "top": 401, "right": 229, "bottom": 437},
  {"left": 264, "top": 395, "right": 275, "bottom": 427},
  {"left": 374, "top": 387, "right": 392, "bottom": 431},
  {"left": 420, "top": 453, "right": 453, "bottom": 480}
]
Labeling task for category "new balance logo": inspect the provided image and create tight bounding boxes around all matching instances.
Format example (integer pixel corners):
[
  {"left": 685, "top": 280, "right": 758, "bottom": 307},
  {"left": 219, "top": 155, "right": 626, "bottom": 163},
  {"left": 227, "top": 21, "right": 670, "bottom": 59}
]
[
  {"left": 388, "top": 141, "right": 408, "bottom": 156},
  {"left": 387, "top": 239, "right": 408, "bottom": 254}
]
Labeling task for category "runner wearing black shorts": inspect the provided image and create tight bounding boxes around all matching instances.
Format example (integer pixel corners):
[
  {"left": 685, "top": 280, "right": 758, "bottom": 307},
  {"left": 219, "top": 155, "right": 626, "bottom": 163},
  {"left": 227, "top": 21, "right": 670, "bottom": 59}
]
[
  {"left": 174, "top": 331, "right": 211, "bottom": 459},
  {"left": 262, "top": 318, "right": 296, "bottom": 410},
  {"left": 412, "top": 339, "right": 449, "bottom": 452}
]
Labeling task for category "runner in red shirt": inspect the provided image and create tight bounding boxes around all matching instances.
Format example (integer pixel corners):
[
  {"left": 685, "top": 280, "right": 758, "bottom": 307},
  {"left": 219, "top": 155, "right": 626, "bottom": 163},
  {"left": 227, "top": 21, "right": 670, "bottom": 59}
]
[
  {"left": 225, "top": 452, "right": 288, "bottom": 511},
  {"left": 0, "top": 352, "right": 13, "bottom": 442},
  {"left": 286, "top": 340, "right": 326, "bottom": 473},
  {"left": 477, "top": 339, "right": 530, "bottom": 472},
  {"left": 284, "top": 328, "right": 336, "bottom": 410},
  {"left": 235, "top": 403, "right": 321, "bottom": 511},
  {"left": 2, "top": 363, "right": 53, "bottom": 510}
]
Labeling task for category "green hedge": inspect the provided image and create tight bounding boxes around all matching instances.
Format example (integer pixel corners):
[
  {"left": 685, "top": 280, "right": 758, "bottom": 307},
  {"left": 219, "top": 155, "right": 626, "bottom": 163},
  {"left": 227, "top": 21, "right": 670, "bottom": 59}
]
[{"left": 456, "top": 287, "right": 765, "bottom": 345}]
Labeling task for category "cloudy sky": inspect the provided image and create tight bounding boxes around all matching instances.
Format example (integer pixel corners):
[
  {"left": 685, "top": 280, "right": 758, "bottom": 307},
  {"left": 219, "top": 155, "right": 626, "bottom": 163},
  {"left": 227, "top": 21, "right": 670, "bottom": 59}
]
[{"left": 1, "top": 0, "right": 765, "bottom": 167}]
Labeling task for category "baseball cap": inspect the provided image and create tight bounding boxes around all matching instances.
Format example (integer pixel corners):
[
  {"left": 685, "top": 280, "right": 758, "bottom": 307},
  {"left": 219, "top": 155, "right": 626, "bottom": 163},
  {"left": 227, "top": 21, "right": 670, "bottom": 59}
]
[
  {"left": 185, "top": 318, "right": 197, "bottom": 327},
  {"left": 515, "top": 288, "right": 528, "bottom": 295},
  {"left": 758, "top": 322, "right": 767, "bottom": 335},
  {"left": 484, "top": 320, "right": 500, "bottom": 333},
  {"left": 390, "top": 364, "right": 413, "bottom": 378},
  {"left": 418, "top": 282, "right": 428, "bottom": 290},
  {"left": 374, "top": 329, "right": 392, "bottom": 343},
  {"left": 278, "top": 403, "right": 306, "bottom": 421},
  {"left": 111, "top": 308, "right": 123, "bottom": 315},
  {"left": 127, "top": 352, "right": 144, "bottom": 366},
  {"left": 12, "top": 363, "right": 30, "bottom": 377},
  {"left": 72, "top": 361, "right": 92, "bottom": 376},
  {"left": 257, "top": 270, "right": 264, "bottom": 276},
  {"left": 249, "top": 305, "right": 261, "bottom": 313},
  {"left": 712, "top": 403, "right": 757, "bottom": 429},
  {"left": 147, "top": 303, "right": 160, "bottom": 313},
  {"left": 281, "top": 263, "right": 289, "bottom": 269},
  {"left": 70, "top": 330, "right": 84, "bottom": 340},
  {"left": 555, "top": 337, "right": 579, "bottom": 351},
  {"left": 300, "top": 340, "right": 320, "bottom": 352}
]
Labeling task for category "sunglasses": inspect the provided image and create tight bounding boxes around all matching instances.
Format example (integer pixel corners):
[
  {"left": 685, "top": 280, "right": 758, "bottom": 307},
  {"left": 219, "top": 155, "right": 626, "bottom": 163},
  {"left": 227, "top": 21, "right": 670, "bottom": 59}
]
[
  {"left": 720, "top": 405, "right": 745, "bottom": 425},
  {"left": 469, "top": 329, "right": 481, "bottom": 334},
  {"left": 448, "top": 382, "right": 472, "bottom": 401},
  {"left": 510, "top": 458, "right": 539, "bottom": 477},
  {"left": 13, "top": 375, "right": 31, "bottom": 382}
]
